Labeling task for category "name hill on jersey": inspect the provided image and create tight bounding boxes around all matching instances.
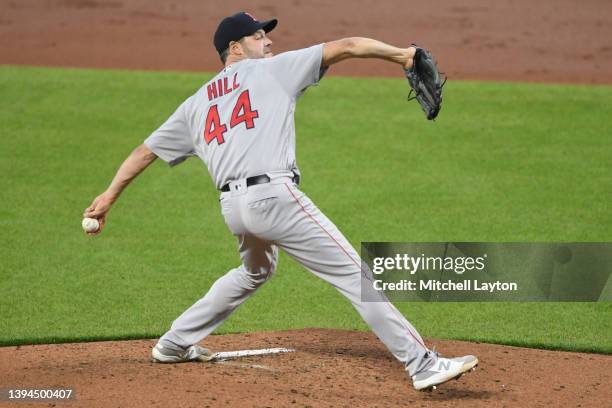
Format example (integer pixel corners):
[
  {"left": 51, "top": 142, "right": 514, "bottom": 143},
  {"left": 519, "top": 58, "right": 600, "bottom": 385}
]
[{"left": 207, "top": 73, "right": 240, "bottom": 102}]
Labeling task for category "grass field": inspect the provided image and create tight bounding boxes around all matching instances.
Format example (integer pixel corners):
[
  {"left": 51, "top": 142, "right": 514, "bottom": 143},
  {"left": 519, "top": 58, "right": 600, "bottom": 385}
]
[{"left": 1, "top": 66, "right": 610, "bottom": 353}]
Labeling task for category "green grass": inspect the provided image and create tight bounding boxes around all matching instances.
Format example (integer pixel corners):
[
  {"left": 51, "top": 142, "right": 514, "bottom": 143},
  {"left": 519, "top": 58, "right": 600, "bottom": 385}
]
[{"left": 0, "top": 66, "right": 610, "bottom": 353}]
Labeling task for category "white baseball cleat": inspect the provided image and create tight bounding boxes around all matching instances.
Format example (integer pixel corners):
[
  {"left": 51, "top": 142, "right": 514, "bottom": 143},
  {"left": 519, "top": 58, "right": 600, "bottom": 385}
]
[
  {"left": 412, "top": 355, "right": 478, "bottom": 391},
  {"left": 151, "top": 343, "right": 214, "bottom": 363}
]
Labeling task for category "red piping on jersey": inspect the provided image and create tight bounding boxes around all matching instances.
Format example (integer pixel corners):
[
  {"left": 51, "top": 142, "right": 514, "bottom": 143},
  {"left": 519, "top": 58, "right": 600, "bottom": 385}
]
[
  {"left": 284, "top": 184, "right": 361, "bottom": 266},
  {"left": 283, "top": 183, "right": 428, "bottom": 352}
]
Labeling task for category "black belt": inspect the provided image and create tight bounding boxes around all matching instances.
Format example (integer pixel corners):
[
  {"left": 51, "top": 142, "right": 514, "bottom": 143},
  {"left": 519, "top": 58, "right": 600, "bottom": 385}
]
[{"left": 220, "top": 173, "right": 299, "bottom": 192}]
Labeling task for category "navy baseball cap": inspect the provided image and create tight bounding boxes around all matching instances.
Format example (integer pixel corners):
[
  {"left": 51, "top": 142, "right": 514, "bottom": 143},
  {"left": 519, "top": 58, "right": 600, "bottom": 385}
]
[{"left": 214, "top": 12, "right": 278, "bottom": 55}]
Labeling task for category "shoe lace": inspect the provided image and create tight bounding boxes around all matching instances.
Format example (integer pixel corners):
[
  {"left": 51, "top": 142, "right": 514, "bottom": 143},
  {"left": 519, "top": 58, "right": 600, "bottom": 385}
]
[{"left": 430, "top": 345, "right": 442, "bottom": 359}]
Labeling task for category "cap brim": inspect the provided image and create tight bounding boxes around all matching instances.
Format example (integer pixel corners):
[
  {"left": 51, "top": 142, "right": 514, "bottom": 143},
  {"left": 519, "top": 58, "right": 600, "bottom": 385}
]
[{"left": 260, "top": 18, "right": 277, "bottom": 33}]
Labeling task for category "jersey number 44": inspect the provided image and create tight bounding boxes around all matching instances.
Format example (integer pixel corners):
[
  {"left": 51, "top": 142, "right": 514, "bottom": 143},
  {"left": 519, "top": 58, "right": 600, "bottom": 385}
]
[{"left": 204, "top": 90, "right": 259, "bottom": 145}]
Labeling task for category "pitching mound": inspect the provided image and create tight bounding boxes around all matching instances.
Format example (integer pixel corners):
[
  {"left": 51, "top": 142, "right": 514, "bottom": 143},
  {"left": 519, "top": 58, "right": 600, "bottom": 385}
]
[{"left": 1, "top": 329, "right": 609, "bottom": 407}]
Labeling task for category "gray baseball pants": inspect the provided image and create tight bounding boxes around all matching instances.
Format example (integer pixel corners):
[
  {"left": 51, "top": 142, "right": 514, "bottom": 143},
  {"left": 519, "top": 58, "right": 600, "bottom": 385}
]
[{"left": 158, "top": 175, "right": 434, "bottom": 375}]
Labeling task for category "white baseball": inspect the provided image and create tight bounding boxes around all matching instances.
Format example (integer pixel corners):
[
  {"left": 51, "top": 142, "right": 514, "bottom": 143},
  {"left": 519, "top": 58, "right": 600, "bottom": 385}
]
[{"left": 82, "top": 217, "right": 100, "bottom": 233}]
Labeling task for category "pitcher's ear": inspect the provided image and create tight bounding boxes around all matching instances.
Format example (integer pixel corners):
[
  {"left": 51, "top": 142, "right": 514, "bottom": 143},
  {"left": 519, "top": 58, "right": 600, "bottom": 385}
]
[{"left": 230, "top": 40, "right": 243, "bottom": 56}]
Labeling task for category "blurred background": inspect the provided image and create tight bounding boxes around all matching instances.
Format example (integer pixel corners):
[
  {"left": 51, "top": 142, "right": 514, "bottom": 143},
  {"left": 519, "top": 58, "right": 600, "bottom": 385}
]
[{"left": 1, "top": 0, "right": 611, "bottom": 83}]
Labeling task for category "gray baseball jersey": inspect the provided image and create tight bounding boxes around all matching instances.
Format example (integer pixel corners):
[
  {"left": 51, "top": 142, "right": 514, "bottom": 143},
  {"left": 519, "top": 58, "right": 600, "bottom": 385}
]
[
  {"left": 144, "top": 44, "right": 326, "bottom": 189},
  {"left": 151, "top": 43, "right": 437, "bottom": 378}
]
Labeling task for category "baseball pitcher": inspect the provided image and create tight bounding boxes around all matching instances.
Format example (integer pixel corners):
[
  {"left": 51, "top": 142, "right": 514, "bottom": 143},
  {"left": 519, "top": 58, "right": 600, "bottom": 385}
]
[{"left": 83, "top": 11, "right": 476, "bottom": 391}]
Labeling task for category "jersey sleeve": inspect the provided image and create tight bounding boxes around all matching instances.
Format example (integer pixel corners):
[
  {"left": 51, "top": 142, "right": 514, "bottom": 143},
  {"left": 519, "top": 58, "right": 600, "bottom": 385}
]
[
  {"left": 144, "top": 101, "right": 195, "bottom": 167},
  {"left": 260, "top": 44, "right": 325, "bottom": 97}
]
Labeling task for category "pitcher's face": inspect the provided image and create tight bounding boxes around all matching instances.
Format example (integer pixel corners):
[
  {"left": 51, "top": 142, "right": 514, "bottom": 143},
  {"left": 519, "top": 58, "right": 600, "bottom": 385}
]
[{"left": 240, "top": 29, "right": 274, "bottom": 58}]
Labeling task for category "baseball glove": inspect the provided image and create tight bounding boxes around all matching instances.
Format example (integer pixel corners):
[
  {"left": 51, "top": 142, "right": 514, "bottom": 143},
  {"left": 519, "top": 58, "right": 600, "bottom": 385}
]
[{"left": 405, "top": 46, "right": 446, "bottom": 120}]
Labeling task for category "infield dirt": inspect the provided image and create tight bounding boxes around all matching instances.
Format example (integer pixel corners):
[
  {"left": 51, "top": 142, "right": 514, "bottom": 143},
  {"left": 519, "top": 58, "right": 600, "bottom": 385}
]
[
  {"left": 1, "top": 0, "right": 612, "bottom": 83},
  {"left": 1, "top": 329, "right": 610, "bottom": 407},
  {"left": 1, "top": 1, "right": 610, "bottom": 407}
]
